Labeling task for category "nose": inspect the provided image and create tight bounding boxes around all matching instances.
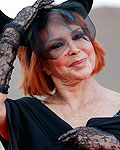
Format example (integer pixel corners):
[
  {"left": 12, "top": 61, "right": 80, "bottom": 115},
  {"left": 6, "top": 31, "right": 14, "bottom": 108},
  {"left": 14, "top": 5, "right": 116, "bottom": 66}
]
[{"left": 67, "top": 41, "right": 80, "bottom": 56}]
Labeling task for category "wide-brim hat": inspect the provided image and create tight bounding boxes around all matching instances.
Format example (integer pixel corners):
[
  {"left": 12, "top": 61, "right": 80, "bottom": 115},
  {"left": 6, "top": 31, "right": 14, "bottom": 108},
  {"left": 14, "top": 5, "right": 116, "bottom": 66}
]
[{"left": 0, "top": 0, "right": 93, "bottom": 33}]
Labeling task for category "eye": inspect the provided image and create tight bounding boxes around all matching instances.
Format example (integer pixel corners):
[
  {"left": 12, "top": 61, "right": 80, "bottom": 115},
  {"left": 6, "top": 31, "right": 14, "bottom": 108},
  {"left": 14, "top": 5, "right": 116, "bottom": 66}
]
[
  {"left": 72, "top": 33, "right": 83, "bottom": 40},
  {"left": 49, "top": 42, "right": 65, "bottom": 50},
  {"left": 72, "top": 32, "right": 89, "bottom": 41}
]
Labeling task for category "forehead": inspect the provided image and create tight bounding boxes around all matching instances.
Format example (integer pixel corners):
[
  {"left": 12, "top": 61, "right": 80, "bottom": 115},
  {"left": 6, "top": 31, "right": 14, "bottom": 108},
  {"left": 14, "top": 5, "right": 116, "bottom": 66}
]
[
  {"left": 47, "top": 11, "right": 82, "bottom": 28},
  {"left": 46, "top": 18, "right": 82, "bottom": 39},
  {"left": 39, "top": 11, "right": 85, "bottom": 42},
  {"left": 48, "top": 19, "right": 80, "bottom": 31}
]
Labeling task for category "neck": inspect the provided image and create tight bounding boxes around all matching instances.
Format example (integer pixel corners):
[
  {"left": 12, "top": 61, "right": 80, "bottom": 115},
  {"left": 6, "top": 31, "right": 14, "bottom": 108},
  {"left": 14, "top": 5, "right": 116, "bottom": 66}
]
[{"left": 51, "top": 76, "right": 104, "bottom": 108}]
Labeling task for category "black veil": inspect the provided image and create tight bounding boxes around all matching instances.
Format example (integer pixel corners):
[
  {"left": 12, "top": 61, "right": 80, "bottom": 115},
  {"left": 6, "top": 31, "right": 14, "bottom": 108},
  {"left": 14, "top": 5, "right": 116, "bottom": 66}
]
[{"left": 24, "top": 1, "right": 96, "bottom": 59}]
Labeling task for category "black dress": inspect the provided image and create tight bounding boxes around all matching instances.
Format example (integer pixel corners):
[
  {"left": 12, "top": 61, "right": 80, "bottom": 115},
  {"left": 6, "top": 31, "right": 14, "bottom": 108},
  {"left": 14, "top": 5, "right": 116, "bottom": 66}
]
[{"left": 0, "top": 97, "right": 120, "bottom": 150}]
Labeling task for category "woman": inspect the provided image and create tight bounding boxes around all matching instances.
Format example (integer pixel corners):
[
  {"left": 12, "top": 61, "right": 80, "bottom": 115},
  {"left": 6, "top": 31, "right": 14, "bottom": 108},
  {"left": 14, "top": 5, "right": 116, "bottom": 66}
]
[{"left": 0, "top": 0, "right": 120, "bottom": 149}]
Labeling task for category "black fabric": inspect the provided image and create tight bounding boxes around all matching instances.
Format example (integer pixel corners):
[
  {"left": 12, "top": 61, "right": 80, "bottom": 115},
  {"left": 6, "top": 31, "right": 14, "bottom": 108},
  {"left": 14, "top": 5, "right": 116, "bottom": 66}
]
[
  {"left": 68, "top": 0, "right": 93, "bottom": 14},
  {"left": 28, "top": 2, "right": 96, "bottom": 59},
  {"left": 0, "top": 135, "right": 8, "bottom": 149},
  {"left": 1, "top": 97, "right": 73, "bottom": 150},
  {"left": 0, "top": 0, "right": 93, "bottom": 48},
  {"left": 0, "top": 10, "right": 13, "bottom": 35},
  {"left": 86, "top": 115, "right": 120, "bottom": 141},
  {"left": 1, "top": 97, "right": 120, "bottom": 150},
  {"left": 0, "top": 0, "right": 93, "bottom": 35}
]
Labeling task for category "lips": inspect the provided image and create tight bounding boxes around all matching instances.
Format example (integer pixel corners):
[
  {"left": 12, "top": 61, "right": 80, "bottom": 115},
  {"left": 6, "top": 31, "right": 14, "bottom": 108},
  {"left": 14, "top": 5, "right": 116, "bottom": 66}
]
[{"left": 70, "top": 58, "right": 87, "bottom": 67}]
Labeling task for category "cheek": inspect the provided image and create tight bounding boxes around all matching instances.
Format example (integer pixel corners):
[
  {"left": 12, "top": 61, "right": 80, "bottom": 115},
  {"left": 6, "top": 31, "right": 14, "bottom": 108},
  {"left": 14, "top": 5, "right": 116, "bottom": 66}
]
[
  {"left": 47, "top": 58, "right": 66, "bottom": 74},
  {"left": 84, "top": 42, "right": 94, "bottom": 55},
  {"left": 84, "top": 42, "right": 95, "bottom": 58},
  {"left": 84, "top": 43, "right": 96, "bottom": 69},
  {"left": 89, "top": 49, "right": 96, "bottom": 70}
]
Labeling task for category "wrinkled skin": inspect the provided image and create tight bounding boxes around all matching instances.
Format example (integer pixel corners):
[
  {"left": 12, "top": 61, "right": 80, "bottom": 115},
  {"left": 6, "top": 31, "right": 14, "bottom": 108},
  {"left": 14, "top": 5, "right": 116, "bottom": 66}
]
[{"left": 58, "top": 127, "right": 120, "bottom": 150}]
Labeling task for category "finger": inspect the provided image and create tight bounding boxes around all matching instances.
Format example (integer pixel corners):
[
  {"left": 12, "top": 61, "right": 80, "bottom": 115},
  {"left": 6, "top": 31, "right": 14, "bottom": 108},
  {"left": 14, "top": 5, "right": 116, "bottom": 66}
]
[
  {"left": 58, "top": 127, "right": 84, "bottom": 141},
  {"left": 57, "top": 136, "right": 76, "bottom": 146},
  {"left": 33, "top": 0, "right": 54, "bottom": 8},
  {"left": 58, "top": 131, "right": 79, "bottom": 145},
  {"left": 58, "top": 129, "right": 77, "bottom": 141},
  {"left": 58, "top": 127, "right": 87, "bottom": 145}
]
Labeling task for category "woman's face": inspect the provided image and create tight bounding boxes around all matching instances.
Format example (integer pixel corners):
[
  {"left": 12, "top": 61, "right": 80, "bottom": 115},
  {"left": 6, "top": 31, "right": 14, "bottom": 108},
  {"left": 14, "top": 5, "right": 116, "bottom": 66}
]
[{"left": 43, "top": 19, "right": 96, "bottom": 82}]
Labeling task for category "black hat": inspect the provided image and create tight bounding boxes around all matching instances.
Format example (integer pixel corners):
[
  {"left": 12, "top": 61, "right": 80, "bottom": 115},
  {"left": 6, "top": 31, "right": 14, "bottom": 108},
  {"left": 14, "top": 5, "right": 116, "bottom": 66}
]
[
  {"left": 0, "top": 0, "right": 93, "bottom": 35},
  {"left": 0, "top": 0, "right": 95, "bottom": 59},
  {"left": 27, "top": 0, "right": 95, "bottom": 59},
  {"left": 68, "top": 0, "right": 93, "bottom": 14},
  {"left": 0, "top": 10, "right": 13, "bottom": 34}
]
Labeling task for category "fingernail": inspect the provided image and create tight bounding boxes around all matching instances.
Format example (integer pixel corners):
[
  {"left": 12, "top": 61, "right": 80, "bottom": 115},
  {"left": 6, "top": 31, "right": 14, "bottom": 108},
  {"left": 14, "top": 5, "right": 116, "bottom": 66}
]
[{"left": 58, "top": 136, "right": 63, "bottom": 141}]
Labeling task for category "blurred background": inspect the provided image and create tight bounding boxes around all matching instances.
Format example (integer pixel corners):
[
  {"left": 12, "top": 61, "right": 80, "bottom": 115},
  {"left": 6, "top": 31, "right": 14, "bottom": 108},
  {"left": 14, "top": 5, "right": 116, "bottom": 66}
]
[{"left": 0, "top": 0, "right": 120, "bottom": 149}]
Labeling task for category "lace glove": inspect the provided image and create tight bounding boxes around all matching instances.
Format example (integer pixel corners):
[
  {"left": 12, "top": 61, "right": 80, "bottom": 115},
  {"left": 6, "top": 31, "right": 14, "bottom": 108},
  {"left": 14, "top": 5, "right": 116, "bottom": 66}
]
[
  {"left": 0, "top": 0, "right": 54, "bottom": 94},
  {"left": 58, "top": 127, "right": 120, "bottom": 150}
]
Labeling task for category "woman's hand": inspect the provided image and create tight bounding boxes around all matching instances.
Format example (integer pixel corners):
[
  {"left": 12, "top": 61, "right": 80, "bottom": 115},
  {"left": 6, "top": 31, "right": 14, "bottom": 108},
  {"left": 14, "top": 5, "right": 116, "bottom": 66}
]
[
  {"left": 58, "top": 127, "right": 120, "bottom": 150},
  {"left": 0, "top": 0, "right": 54, "bottom": 94},
  {"left": 11, "top": 0, "right": 54, "bottom": 31}
]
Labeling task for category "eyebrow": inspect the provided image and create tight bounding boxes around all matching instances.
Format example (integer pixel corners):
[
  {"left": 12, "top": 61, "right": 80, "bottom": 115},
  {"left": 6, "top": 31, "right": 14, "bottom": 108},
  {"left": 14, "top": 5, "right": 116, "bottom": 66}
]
[
  {"left": 48, "top": 27, "right": 82, "bottom": 43},
  {"left": 72, "top": 28, "right": 82, "bottom": 34}
]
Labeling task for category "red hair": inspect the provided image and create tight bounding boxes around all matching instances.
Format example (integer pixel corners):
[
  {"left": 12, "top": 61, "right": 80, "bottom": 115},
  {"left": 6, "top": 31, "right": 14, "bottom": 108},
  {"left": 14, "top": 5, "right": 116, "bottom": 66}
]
[
  {"left": 17, "top": 40, "right": 105, "bottom": 97},
  {"left": 92, "top": 40, "right": 105, "bottom": 75}
]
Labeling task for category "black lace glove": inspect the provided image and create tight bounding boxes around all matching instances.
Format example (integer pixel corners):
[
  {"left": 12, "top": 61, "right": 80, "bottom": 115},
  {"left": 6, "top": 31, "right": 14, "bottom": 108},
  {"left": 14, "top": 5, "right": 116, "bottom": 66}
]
[
  {"left": 58, "top": 127, "right": 120, "bottom": 150},
  {"left": 0, "top": 0, "right": 54, "bottom": 94}
]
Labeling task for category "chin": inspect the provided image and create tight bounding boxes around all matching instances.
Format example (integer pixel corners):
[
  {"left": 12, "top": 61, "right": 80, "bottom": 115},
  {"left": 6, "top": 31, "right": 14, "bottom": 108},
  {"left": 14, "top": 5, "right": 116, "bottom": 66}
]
[
  {"left": 76, "top": 71, "right": 93, "bottom": 81},
  {"left": 78, "top": 65, "right": 95, "bottom": 79}
]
